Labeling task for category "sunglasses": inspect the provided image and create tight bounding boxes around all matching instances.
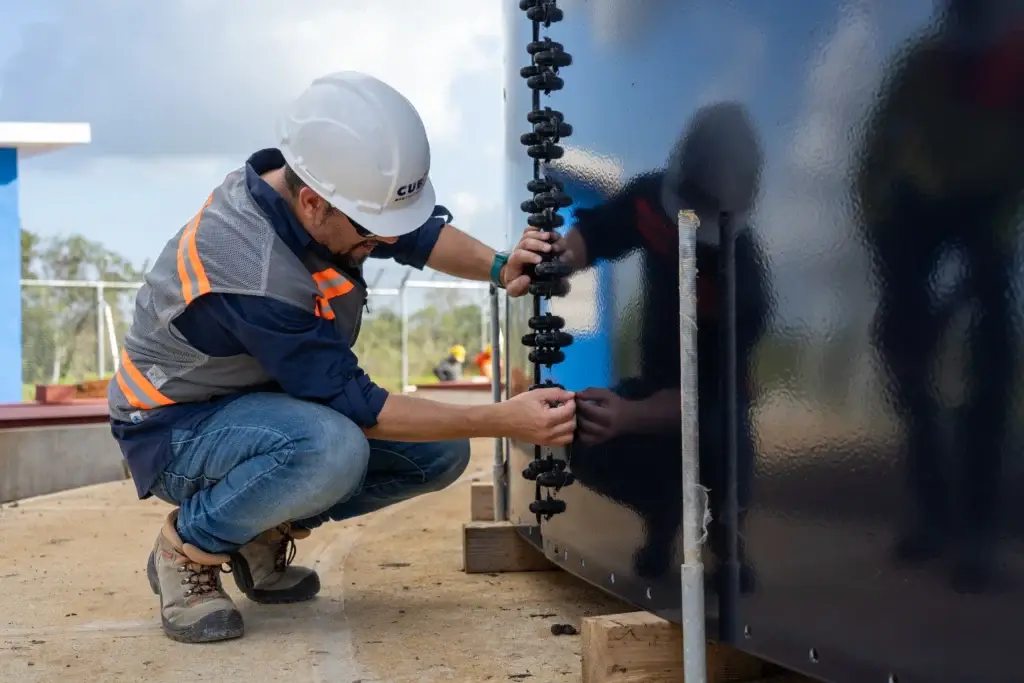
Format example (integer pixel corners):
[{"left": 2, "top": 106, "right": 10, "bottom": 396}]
[
  {"left": 340, "top": 211, "right": 398, "bottom": 244},
  {"left": 346, "top": 214, "right": 379, "bottom": 240}
]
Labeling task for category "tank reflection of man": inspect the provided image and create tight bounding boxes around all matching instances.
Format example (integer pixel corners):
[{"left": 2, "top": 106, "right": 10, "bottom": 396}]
[
  {"left": 553, "top": 102, "right": 771, "bottom": 590},
  {"left": 856, "top": 0, "right": 1024, "bottom": 593}
]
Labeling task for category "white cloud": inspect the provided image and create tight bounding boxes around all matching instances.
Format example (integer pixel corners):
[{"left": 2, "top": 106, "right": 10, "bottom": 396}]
[
  {"left": 6, "top": 1, "right": 506, "bottom": 269},
  {"left": 0, "top": 0, "right": 502, "bottom": 158},
  {"left": 451, "top": 191, "right": 482, "bottom": 220},
  {"left": 446, "top": 190, "right": 503, "bottom": 239}
]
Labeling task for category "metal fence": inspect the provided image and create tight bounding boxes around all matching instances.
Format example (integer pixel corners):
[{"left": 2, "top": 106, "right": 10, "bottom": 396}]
[{"left": 20, "top": 277, "right": 500, "bottom": 397}]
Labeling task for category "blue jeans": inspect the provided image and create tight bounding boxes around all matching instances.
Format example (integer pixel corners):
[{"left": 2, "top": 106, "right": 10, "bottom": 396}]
[{"left": 148, "top": 392, "right": 471, "bottom": 554}]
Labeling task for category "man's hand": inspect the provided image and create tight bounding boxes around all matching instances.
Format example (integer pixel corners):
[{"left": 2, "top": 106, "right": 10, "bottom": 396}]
[
  {"left": 502, "top": 230, "right": 570, "bottom": 297},
  {"left": 575, "top": 387, "right": 634, "bottom": 447},
  {"left": 499, "top": 387, "right": 577, "bottom": 445}
]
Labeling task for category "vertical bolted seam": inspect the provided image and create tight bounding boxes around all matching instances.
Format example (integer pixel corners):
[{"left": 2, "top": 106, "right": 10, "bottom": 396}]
[{"left": 517, "top": 0, "right": 576, "bottom": 523}]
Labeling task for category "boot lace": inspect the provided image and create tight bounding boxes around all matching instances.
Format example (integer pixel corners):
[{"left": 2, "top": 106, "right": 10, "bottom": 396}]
[
  {"left": 274, "top": 532, "right": 299, "bottom": 574},
  {"left": 178, "top": 560, "right": 231, "bottom": 597}
]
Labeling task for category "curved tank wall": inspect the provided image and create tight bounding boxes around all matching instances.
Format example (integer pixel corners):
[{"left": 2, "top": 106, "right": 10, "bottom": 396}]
[{"left": 502, "top": 2, "right": 1024, "bottom": 682}]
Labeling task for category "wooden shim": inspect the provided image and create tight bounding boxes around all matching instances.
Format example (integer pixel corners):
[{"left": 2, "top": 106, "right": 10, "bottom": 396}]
[
  {"left": 461, "top": 521, "right": 554, "bottom": 573},
  {"left": 581, "top": 611, "right": 767, "bottom": 683},
  {"left": 470, "top": 482, "right": 495, "bottom": 521}
]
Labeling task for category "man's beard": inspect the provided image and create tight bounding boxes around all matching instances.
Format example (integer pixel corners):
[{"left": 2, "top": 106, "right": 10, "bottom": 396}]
[
  {"left": 337, "top": 253, "right": 362, "bottom": 268},
  {"left": 339, "top": 241, "right": 375, "bottom": 267}
]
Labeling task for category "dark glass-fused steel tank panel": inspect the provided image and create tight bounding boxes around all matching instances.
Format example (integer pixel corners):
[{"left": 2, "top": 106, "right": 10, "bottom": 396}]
[{"left": 503, "top": 2, "right": 1024, "bottom": 682}]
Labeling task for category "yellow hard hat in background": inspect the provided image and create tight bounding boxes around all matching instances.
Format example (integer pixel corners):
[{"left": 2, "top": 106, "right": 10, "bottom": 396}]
[{"left": 449, "top": 344, "right": 467, "bottom": 363}]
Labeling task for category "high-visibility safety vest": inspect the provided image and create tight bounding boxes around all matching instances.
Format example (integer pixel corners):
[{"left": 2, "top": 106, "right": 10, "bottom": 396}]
[{"left": 107, "top": 168, "right": 367, "bottom": 425}]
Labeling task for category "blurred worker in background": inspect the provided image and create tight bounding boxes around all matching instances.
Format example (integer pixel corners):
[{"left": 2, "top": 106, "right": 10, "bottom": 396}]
[
  {"left": 433, "top": 343, "right": 467, "bottom": 381},
  {"left": 108, "top": 71, "right": 576, "bottom": 644},
  {"left": 474, "top": 343, "right": 494, "bottom": 380}
]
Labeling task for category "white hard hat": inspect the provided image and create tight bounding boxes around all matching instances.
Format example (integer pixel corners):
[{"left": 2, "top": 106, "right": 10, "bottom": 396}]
[{"left": 277, "top": 71, "right": 436, "bottom": 238}]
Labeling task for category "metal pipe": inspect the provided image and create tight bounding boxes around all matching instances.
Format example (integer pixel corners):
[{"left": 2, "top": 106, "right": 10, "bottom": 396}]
[
  {"left": 400, "top": 286, "right": 409, "bottom": 392},
  {"left": 404, "top": 280, "right": 490, "bottom": 290},
  {"left": 718, "top": 211, "right": 740, "bottom": 644},
  {"left": 489, "top": 285, "right": 507, "bottom": 521},
  {"left": 398, "top": 272, "right": 414, "bottom": 391},
  {"left": 19, "top": 276, "right": 492, "bottom": 394},
  {"left": 18, "top": 279, "right": 443, "bottom": 298},
  {"left": 504, "top": 290, "right": 511, "bottom": 400},
  {"left": 21, "top": 278, "right": 142, "bottom": 289},
  {"left": 103, "top": 301, "right": 120, "bottom": 371},
  {"left": 480, "top": 292, "right": 489, "bottom": 360},
  {"left": 678, "top": 209, "right": 707, "bottom": 683},
  {"left": 95, "top": 284, "right": 106, "bottom": 378},
  {"left": 503, "top": 288, "right": 512, "bottom": 475}
]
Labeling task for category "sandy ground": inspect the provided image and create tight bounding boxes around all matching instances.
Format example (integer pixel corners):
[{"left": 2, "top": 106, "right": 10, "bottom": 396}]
[{"left": 0, "top": 440, "right": 627, "bottom": 683}]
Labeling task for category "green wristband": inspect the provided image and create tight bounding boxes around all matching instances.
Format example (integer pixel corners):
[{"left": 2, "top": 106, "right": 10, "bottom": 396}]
[{"left": 490, "top": 252, "right": 509, "bottom": 289}]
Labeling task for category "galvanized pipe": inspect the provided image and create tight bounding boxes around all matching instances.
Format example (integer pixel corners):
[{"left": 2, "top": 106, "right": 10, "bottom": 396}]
[
  {"left": 102, "top": 301, "right": 120, "bottom": 372},
  {"left": 719, "top": 211, "right": 740, "bottom": 644},
  {"left": 678, "top": 209, "right": 707, "bottom": 683},
  {"left": 489, "top": 284, "right": 508, "bottom": 521},
  {"left": 399, "top": 286, "right": 409, "bottom": 392},
  {"left": 95, "top": 283, "right": 106, "bottom": 378}
]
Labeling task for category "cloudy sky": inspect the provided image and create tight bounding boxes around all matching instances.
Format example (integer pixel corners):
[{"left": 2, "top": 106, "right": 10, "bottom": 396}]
[{"left": 0, "top": 0, "right": 506, "bottom": 286}]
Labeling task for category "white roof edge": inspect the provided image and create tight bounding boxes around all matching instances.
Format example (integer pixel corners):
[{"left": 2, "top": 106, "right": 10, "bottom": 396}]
[{"left": 0, "top": 122, "right": 92, "bottom": 154}]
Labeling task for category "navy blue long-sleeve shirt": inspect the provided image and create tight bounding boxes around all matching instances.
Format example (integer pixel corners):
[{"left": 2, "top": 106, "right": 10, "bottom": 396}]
[{"left": 112, "top": 149, "right": 449, "bottom": 497}]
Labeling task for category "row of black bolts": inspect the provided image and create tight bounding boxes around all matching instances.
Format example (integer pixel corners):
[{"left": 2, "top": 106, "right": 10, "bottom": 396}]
[{"left": 518, "top": 0, "right": 575, "bottom": 523}]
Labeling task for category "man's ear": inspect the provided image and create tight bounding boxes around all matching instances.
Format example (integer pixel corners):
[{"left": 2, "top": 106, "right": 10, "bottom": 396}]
[
  {"left": 296, "top": 186, "right": 318, "bottom": 215},
  {"left": 299, "top": 187, "right": 336, "bottom": 223}
]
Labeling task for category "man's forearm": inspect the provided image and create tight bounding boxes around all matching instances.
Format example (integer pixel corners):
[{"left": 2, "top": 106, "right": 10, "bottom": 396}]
[
  {"left": 425, "top": 224, "right": 499, "bottom": 282},
  {"left": 363, "top": 393, "right": 505, "bottom": 442}
]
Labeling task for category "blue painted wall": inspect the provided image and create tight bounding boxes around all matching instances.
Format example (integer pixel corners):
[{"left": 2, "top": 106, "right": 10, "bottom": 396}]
[{"left": 0, "top": 148, "right": 20, "bottom": 403}]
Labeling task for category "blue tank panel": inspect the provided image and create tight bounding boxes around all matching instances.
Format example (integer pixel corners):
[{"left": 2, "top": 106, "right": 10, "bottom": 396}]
[
  {"left": 503, "top": 2, "right": 1024, "bottom": 683},
  {"left": 542, "top": 176, "right": 612, "bottom": 392}
]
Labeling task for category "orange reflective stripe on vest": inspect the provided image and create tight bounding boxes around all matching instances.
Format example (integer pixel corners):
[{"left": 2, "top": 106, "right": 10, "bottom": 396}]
[
  {"left": 177, "top": 194, "right": 214, "bottom": 305},
  {"left": 314, "top": 296, "right": 337, "bottom": 320},
  {"left": 312, "top": 268, "right": 353, "bottom": 320},
  {"left": 312, "top": 268, "right": 355, "bottom": 299},
  {"left": 115, "top": 349, "right": 176, "bottom": 410}
]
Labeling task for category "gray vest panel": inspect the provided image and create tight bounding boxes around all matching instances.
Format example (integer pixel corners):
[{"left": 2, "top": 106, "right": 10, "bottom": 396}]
[{"left": 108, "top": 168, "right": 366, "bottom": 424}]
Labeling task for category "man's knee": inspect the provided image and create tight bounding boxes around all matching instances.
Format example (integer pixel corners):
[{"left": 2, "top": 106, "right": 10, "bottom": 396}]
[
  {"left": 424, "top": 439, "right": 471, "bottom": 492},
  {"left": 295, "top": 407, "right": 371, "bottom": 508}
]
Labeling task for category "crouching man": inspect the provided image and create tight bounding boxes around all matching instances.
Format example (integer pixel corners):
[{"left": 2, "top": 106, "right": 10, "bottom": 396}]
[{"left": 108, "top": 71, "right": 575, "bottom": 643}]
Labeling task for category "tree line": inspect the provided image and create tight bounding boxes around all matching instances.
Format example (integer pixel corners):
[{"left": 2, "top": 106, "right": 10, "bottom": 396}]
[{"left": 20, "top": 230, "right": 487, "bottom": 395}]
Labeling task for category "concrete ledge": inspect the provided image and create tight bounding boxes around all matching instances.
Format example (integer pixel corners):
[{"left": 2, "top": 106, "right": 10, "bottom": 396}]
[{"left": 0, "top": 423, "right": 127, "bottom": 503}]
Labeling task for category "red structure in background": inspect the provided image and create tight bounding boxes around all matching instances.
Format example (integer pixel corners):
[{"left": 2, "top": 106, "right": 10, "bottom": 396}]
[{"left": 0, "top": 382, "right": 109, "bottom": 429}]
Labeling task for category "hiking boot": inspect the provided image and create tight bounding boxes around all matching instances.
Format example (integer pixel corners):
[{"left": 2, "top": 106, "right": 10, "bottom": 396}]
[
  {"left": 231, "top": 523, "right": 321, "bottom": 604},
  {"left": 146, "top": 511, "right": 244, "bottom": 644}
]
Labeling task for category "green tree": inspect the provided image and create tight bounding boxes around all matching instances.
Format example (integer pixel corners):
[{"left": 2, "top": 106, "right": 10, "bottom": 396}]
[
  {"left": 20, "top": 230, "right": 145, "bottom": 386},
  {"left": 353, "top": 288, "right": 488, "bottom": 391},
  {"left": 19, "top": 229, "right": 489, "bottom": 395}
]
